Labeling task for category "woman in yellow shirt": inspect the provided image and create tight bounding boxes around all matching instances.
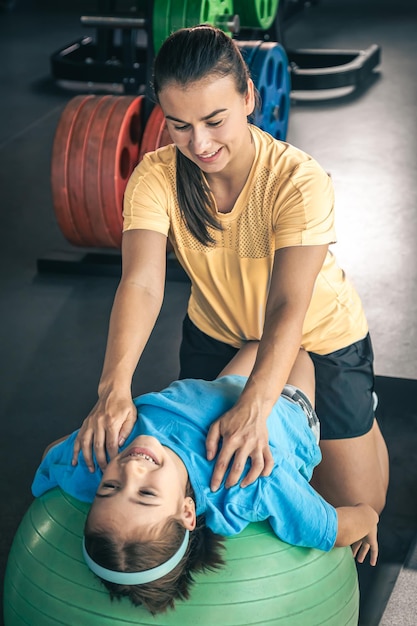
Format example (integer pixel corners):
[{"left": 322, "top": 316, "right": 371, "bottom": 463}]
[{"left": 72, "top": 25, "right": 388, "bottom": 517}]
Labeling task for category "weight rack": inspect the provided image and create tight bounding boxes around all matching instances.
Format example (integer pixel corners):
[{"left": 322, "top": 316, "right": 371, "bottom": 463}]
[{"left": 40, "top": 0, "right": 381, "bottom": 278}]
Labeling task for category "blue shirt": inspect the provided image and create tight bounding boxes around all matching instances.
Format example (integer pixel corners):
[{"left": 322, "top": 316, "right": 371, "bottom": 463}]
[{"left": 32, "top": 376, "right": 337, "bottom": 551}]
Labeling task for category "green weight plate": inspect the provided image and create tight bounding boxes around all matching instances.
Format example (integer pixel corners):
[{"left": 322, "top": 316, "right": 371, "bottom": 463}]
[
  {"left": 200, "top": 0, "right": 234, "bottom": 25},
  {"left": 185, "top": 0, "right": 234, "bottom": 32},
  {"left": 154, "top": 0, "right": 236, "bottom": 52},
  {"left": 152, "top": 0, "right": 172, "bottom": 53},
  {"left": 170, "top": 0, "right": 188, "bottom": 34},
  {"left": 235, "top": 0, "right": 280, "bottom": 30}
]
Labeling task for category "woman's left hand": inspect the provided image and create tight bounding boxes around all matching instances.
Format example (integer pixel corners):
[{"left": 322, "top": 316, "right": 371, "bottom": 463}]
[{"left": 206, "top": 403, "right": 274, "bottom": 491}]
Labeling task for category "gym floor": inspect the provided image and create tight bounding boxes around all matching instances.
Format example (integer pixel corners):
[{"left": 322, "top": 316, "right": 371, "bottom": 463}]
[{"left": 1, "top": 0, "right": 416, "bottom": 624}]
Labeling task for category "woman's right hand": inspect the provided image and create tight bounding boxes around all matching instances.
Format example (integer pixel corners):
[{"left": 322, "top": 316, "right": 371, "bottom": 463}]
[{"left": 71, "top": 392, "right": 137, "bottom": 472}]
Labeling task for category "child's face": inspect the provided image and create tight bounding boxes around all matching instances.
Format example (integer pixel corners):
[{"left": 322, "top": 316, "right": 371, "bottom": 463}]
[{"left": 87, "top": 435, "right": 196, "bottom": 537}]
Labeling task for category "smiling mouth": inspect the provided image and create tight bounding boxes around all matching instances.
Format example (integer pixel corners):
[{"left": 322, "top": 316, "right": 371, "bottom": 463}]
[
  {"left": 197, "top": 148, "right": 221, "bottom": 159},
  {"left": 123, "top": 447, "right": 160, "bottom": 465}
]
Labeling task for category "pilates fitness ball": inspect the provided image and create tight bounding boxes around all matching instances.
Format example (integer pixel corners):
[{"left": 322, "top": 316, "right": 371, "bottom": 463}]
[{"left": 4, "top": 488, "right": 359, "bottom": 625}]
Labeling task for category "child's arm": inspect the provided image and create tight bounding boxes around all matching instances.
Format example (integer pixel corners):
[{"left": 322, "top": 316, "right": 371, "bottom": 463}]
[{"left": 335, "top": 503, "right": 379, "bottom": 565}]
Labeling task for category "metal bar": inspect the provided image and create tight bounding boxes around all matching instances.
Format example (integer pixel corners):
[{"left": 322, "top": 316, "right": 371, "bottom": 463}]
[
  {"left": 288, "top": 44, "right": 381, "bottom": 90},
  {"left": 214, "top": 14, "right": 240, "bottom": 34},
  {"left": 81, "top": 15, "right": 147, "bottom": 29}
]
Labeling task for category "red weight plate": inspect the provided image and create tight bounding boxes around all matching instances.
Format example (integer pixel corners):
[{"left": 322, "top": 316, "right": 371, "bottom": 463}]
[
  {"left": 100, "top": 96, "right": 144, "bottom": 248},
  {"left": 82, "top": 96, "right": 122, "bottom": 248},
  {"left": 50, "top": 95, "right": 95, "bottom": 247},
  {"left": 138, "top": 104, "right": 173, "bottom": 162},
  {"left": 66, "top": 96, "right": 109, "bottom": 247}
]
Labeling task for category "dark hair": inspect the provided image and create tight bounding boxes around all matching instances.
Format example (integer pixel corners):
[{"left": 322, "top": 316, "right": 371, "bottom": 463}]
[
  {"left": 153, "top": 25, "right": 252, "bottom": 245},
  {"left": 84, "top": 485, "right": 225, "bottom": 614}
]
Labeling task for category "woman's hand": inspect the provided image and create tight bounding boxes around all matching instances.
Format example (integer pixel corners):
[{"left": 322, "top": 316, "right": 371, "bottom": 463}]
[
  {"left": 71, "top": 392, "right": 137, "bottom": 471},
  {"left": 206, "top": 402, "right": 274, "bottom": 491},
  {"left": 351, "top": 524, "right": 379, "bottom": 566}
]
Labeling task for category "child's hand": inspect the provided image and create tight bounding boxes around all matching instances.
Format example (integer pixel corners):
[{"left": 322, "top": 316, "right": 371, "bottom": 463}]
[{"left": 351, "top": 524, "right": 378, "bottom": 566}]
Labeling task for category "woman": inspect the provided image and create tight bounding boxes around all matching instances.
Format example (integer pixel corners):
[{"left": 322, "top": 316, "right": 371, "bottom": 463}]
[{"left": 72, "top": 25, "right": 388, "bottom": 513}]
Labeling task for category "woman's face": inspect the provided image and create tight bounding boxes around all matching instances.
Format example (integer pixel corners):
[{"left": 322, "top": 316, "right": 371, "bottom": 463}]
[
  {"left": 87, "top": 435, "right": 196, "bottom": 537},
  {"left": 158, "top": 75, "right": 255, "bottom": 178}
]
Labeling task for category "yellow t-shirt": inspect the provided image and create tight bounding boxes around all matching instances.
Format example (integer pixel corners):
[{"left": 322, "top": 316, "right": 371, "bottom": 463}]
[{"left": 123, "top": 125, "right": 368, "bottom": 354}]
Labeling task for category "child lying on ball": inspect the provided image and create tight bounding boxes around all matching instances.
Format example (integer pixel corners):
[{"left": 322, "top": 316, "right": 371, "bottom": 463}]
[{"left": 32, "top": 344, "right": 378, "bottom": 615}]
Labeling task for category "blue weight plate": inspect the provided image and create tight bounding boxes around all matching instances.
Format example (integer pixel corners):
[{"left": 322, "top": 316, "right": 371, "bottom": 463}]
[
  {"left": 237, "top": 40, "right": 263, "bottom": 70},
  {"left": 249, "top": 42, "right": 291, "bottom": 140}
]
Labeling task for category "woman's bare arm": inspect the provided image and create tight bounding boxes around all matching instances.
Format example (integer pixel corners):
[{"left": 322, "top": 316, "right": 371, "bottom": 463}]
[
  {"left": 71, "top": 229, "right": 167, "bottom": 471},
  {"left": 207, "top": 244, "right": 328, "bottom": 491}
]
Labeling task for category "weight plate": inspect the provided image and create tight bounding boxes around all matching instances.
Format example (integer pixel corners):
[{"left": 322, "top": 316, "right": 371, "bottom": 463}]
[
  {"left": 246, "top": 41, "right": 291, "bottom": 140},
  {"left": 199, "top": 0, "right": 234, "bottom": 25},
  {"left": 83, "top": 96, "right": 122, "bottom": 248},
  {"left": 139, "top": 104, "right": 173, "bottom": 162},
  {"left": 185, "top": 0, "right": 234, "bottom": 33},
  {"left": 238, "top": 40, "right": 263, "bottom": 70},
  {"left": 66, "top": 96, "right": 108, "bottom": 247},
  {"left": 234, "top": 0, "right": 279, "bottom": 30},
  {"left": 51, "top": 95, "right": 96, "bottom": 247},
  {"left": 170, "top": 0, "right": 189, "bottom": 34},
  {"left": 153, "top": 0, "right": 236, "bottom": 53},
  {"left": 153, "top": 0, "right": 172, "bottom": 53},
  {"left": 99, "top": 96, "right": 144, "bottom": 248}
]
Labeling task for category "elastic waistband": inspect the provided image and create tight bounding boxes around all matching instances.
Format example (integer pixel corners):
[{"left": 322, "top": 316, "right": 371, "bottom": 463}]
[{"left": 281, "top": 384, "right": 320, "bottom": 443}]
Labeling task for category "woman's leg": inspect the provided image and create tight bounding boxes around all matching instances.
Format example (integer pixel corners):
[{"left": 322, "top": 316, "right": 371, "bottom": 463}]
[
  {"left": 310, "top": 422, "right": 389, "bottom": 513},
  {"left": 180, "top": 314, "right": 315, "bottom": 401},
  {"left": 217, "top": 341, "right": 259, "bottom": 378},
  {"left": 309, "top": 335, "right": 389, "bottom": 514},
  {"left": 285, "top": 347, "right": 315, "bottom": 404},
  {"left": 219, "top": 343, "right": 315, "bottom": 405}
]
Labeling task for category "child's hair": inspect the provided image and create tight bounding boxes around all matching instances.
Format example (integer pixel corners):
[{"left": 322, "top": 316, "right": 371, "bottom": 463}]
[
  {"left": 152, "top": 25, "right": 253, "bottom": 246},
  {"left": 84, "top": 484, "right": 225, "bottom": 614}
]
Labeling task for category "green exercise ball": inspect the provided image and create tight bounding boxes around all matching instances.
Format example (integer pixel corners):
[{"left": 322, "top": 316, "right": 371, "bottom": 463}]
[{"left": 4, "top": 488, "right": 359, "bottom": 625}]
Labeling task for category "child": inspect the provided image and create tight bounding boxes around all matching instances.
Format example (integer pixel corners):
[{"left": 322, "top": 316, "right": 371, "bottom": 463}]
[{"left": 33, "top": 344, "right": 378, "bottom": 614}]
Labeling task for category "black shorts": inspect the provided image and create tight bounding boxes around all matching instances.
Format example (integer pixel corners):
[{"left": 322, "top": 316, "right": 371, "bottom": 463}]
[
  {"left": 308, "top": 335, "right": 375, "bottom": 439},
  {"left": 179, "top": 314, "right": 375, "bottom": 440},
  {"left": 179, "top": 314, "right": 239, "bottom": 380}
]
